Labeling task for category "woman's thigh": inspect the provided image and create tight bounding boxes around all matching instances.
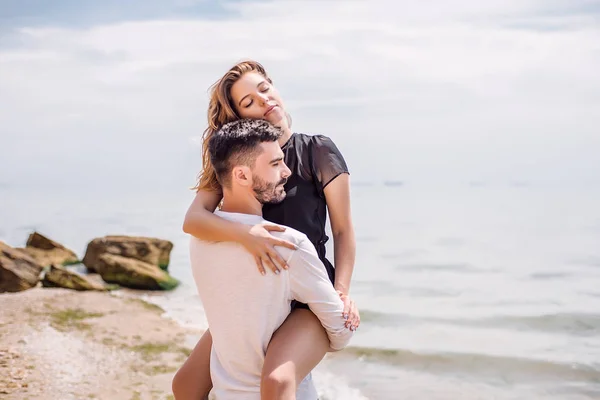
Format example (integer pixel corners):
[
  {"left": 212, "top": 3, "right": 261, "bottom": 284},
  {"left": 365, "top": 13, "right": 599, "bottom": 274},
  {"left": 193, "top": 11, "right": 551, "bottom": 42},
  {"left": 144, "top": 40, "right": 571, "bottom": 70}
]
[
  {"left": 171, "top": 329, "right": 213, "bottom": 400},
  {"left": 261, "top": 309, "right": 329, "bottom": 389}
]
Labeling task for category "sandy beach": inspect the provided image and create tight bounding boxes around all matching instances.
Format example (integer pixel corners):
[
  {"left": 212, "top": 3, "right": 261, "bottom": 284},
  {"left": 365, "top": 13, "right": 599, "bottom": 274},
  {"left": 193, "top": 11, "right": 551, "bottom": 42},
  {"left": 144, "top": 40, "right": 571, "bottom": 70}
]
[{"left": 0, "top": 287, "right": 200, "bottom": 400}]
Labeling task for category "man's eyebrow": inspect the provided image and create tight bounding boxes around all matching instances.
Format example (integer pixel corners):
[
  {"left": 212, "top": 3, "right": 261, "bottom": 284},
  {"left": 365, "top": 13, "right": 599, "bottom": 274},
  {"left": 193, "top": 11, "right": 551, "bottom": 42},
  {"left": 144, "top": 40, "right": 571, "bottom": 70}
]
[
  {"left": 270, "top": 156, "right": 284, "bottom": 164},
  {"left": 237, "top": 81, "right": 267, "bottom": 107}
]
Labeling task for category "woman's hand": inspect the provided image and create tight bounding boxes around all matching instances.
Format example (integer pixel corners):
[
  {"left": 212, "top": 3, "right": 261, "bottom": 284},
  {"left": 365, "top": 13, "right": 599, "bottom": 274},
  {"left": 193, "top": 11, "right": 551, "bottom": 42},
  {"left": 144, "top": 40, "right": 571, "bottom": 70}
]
[
  {"left": 337, "top": 290, "right": 360, "bottom": 331},
  {"left": 241, "top": 223, "right": 297, "bottom": 275}
]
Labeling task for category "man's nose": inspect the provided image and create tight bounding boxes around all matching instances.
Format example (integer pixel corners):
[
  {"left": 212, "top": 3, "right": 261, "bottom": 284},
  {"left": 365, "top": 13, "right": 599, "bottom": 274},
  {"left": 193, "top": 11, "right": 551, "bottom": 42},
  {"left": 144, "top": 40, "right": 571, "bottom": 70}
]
[{"left": 283, "top": 164, "right": 291, "bottom": 178}]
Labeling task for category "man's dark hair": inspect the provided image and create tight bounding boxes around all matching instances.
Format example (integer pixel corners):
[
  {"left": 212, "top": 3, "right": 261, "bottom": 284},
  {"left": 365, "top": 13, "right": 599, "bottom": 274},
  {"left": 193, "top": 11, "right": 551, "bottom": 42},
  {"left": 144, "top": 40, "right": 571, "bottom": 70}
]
[{"left": 209, "top": 119, "right": 282, "bottom": 188}]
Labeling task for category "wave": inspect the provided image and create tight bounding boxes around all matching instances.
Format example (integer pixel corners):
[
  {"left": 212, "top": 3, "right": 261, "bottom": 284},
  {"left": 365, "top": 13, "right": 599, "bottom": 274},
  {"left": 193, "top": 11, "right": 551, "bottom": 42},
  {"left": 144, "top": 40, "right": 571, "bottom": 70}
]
[
  {"left": 340, "top": 346, "right": 600, "bottom": 382},
  {"left": 354, "top": 280, "right": 462, "bottom": 299},
  {"left": 569, "top": 256, "right": 600, "bottom": 269},
  {"left": 383, "top": 180, "right": 404, "bottom": 187},
  {"left": 379, "top": 249, "right": 429, "bottom": 260},
  {"left": 529, "top": 271, "right": 573, "bottom": 280},
  {"left": 395, "top": 262, "right": 500, "bottom": 274},
  {"left": 355, "top": 235, "right": 380, "bottom": 243},
  {"left": 359, "top": 310, "right": 407, "bottom": 326},
  {"left": 474, "top": 312, "right": 600, "bottom": 336},
  {"left": 357, "top": 309, "right": 600, "bottom": 336}
]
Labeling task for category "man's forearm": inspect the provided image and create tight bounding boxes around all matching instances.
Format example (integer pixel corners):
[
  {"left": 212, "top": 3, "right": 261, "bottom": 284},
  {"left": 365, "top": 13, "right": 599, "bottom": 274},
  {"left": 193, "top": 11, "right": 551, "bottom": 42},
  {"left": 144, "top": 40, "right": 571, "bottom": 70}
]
[{"left": 289, "top": 244, "right": 355, "bottom": 351}]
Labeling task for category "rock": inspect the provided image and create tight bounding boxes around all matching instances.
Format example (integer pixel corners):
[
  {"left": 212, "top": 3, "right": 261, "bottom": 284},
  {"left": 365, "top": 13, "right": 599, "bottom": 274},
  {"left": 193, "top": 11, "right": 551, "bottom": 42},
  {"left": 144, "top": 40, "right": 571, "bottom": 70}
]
[
  {"left": 17, "top": 232, "right": 79, "bottom": 268},
  {"left": 94, "top": 254, "right": 179, "bottom": 291},
  {"left": 0, "top": 242, "right": 43, "bottom": 293},
  {"left": 82, "top": 236, "right": 173, "bottom": 272},
  {"left": 41, "top": 264, "right": 107, "bottom": 291},
  {"left": 106, "top": 235, "right": 173, "bottom": 270}
]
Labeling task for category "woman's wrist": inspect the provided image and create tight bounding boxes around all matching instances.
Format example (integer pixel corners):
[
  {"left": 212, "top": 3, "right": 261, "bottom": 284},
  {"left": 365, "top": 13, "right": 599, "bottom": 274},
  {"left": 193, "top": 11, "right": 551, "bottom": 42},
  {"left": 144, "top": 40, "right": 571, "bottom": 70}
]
[
  {"left": 334, "top": 285, "right": 349, "bottom": 296},
  {"left": 230, "top": 222, "right": 252, "bottom": 245}
]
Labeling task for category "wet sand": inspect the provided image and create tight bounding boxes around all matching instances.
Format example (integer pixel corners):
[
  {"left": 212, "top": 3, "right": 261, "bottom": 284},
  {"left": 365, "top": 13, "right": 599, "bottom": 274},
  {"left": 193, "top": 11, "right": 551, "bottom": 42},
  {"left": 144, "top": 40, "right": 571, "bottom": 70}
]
[{"left": 0, "top": 288, "right": 200, "bottom": 400}]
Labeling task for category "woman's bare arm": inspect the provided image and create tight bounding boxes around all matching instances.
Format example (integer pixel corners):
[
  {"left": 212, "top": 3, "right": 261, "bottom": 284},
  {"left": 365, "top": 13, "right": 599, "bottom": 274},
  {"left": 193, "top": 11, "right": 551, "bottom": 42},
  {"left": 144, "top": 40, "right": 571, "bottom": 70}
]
[
  {"left": 182, "top": 190, "right": 296, "bottom": 274},
  {"left": 324, "top": 173, "right": 359, "bottom": 330},
  {"left": 182, "top": 190, "right": 244, "bottom": 242},
  {"left": 324, "top": 174, "right": 356, "bottom": 294}
]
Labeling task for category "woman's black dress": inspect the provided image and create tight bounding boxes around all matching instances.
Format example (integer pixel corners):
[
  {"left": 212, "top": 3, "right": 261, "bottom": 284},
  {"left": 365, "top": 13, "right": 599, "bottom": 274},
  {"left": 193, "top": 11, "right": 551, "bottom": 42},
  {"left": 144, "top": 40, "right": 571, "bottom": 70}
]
[{"left": 262, "top": 132, "right": 349, "bottom": 309}]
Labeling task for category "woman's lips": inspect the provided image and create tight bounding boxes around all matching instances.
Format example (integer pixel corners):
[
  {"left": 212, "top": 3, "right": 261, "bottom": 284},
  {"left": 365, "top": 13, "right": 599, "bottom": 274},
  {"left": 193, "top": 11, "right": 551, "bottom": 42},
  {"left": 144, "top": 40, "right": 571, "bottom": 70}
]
[{"left": 264, "top": 105, "right": 278, "bottom": 117}]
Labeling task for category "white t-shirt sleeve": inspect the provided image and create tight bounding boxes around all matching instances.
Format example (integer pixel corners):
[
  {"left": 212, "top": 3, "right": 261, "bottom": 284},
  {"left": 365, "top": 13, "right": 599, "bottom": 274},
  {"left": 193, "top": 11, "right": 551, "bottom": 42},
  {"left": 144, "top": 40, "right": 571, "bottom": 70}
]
[{"left": 288, "top": 236, "right": 354, "bottom": 351}]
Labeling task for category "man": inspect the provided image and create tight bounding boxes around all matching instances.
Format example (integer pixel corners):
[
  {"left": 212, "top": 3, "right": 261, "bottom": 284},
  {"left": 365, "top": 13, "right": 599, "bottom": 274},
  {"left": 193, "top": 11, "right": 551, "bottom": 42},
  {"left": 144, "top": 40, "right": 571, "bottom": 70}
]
[{"left": 189, "top": 119, "right": 353, "bottom": 399}]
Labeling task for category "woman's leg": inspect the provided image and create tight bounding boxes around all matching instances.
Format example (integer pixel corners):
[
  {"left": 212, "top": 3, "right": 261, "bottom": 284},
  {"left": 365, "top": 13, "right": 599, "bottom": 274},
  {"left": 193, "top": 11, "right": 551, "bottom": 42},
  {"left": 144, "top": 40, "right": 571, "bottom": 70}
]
[
  {"left": 261, "top": 308, "right": 330, "bottom": 400},
  {"left": 171, "top": 329, "right": 213, "bottom": 400}
]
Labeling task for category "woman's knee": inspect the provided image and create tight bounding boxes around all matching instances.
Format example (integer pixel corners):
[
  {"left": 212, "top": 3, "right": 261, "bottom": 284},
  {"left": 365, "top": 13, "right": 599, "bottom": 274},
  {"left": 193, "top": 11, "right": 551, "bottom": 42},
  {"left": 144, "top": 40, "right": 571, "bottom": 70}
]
[
  {"left": 261, "top": 365, "right": 296, "bottom": 398},
  {"left": 171, "top": 330, "right": 213, "bottom": 400},
  {"left": 171, "top": 367, "right": 186, "bottom": 399},
  {"left": 172, "top": 366, "right": 210, "bottom": 400}
]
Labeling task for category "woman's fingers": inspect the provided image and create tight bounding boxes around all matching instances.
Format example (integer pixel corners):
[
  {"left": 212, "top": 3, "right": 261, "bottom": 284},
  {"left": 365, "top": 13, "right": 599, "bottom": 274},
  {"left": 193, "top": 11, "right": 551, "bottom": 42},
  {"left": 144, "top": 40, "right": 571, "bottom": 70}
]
[
  {"left": 262, "top": 253, "right": 280, "bottom": 275},
  {"left": 267, "top": 249, "right": 288, "bottom": 271},
  {"left": 349, "top": 301, "right": 360, "bottom": 330},
  {"left": 254, "top": 255, "right": 266, "bottom": 276},
  {"left": 260, "top": 224, "right": 296, "bottom": 250},
  {"left": 251, "top": 243, "right": 288, "bottom": 275},
  {"left": 341, "top": 295, "right": 353, "bottom": 329},
  {"left": 339, "top": 294, "right": 359, "bottom": 331},
  {"left": 265, "top": 235, "right": 297, "bottom": 251},
  {"left": 262, "top": 224, "right": 286, "bottom": 232},
  {"left": 274, "top": 239, "right": 297, "bottom": 250},
  {"left": 341, "top": 297, "right": 351, "bottom": 321}
]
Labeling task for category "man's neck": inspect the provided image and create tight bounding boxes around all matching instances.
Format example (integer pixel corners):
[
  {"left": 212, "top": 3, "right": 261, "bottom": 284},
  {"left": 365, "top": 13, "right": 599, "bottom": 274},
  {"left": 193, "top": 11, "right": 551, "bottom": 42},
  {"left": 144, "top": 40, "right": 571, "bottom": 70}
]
[{"left": 220, "top": 191, "right": 263, "bottom": 217}]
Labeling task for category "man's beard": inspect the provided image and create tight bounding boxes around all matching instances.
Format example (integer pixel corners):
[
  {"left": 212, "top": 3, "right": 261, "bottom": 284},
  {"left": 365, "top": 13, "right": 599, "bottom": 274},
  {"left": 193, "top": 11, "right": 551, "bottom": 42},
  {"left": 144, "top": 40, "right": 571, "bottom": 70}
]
[{"left": 253, "top": 176, "right": 287, "bottom": 205}]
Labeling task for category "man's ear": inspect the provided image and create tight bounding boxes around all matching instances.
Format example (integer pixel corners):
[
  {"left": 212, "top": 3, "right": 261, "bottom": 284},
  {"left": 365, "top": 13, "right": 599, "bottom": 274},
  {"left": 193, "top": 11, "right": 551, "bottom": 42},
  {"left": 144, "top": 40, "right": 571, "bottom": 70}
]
[{"left": 232, "top": 166, "right": 252, "bottom": 187}]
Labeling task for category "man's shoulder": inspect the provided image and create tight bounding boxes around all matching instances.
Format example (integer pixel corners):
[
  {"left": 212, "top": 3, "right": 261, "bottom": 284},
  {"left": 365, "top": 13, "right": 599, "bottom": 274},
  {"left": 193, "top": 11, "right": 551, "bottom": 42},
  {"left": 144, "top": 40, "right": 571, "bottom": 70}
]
[
  {"left": 268, "top": 225, "right": 310, "bottom": 249},
  {"left": 187, "top": 219, "right": 310, "bottom": 253},
  {"left": 188, "top": 235, "right": 244, "bottom": 253}
]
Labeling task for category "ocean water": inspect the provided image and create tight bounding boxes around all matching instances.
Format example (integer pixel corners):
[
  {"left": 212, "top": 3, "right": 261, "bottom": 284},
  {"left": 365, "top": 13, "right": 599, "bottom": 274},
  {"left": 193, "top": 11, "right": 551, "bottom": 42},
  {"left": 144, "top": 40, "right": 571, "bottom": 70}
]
[{"left": 1, "top": 182, "right": 600, "bottom": 399}]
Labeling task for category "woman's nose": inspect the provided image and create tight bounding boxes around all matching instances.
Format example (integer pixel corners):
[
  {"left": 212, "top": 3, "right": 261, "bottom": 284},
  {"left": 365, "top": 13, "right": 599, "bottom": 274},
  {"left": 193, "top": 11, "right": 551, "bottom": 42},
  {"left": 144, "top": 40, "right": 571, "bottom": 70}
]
[{"left": 258, "top": 93, "right": 270, "bottom": 105}]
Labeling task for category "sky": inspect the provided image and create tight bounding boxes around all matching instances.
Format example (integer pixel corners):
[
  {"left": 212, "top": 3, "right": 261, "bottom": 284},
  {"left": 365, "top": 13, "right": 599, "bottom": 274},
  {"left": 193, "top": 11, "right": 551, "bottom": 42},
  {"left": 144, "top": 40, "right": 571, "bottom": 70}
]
[{"left": 1, "top": 0, "right": 599, "bottom": 190}]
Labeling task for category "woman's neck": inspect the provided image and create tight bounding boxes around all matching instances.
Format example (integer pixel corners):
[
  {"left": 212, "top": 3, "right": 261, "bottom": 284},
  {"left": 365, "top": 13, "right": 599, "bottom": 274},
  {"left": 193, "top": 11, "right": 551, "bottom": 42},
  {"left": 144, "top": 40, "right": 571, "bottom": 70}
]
[{"left": 277, "top": 126, "right": 293, "bottom": 147}]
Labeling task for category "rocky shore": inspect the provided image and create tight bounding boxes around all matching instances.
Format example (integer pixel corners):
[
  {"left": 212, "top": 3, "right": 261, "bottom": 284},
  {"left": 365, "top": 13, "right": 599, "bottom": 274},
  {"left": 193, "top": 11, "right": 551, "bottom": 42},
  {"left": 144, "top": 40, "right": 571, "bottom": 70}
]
[
  {"left": 0, "top": 232, "right": 193, "bottom": 399},
  {"left": 1, "top": 232, "right": 180, "bottom": 293},
  {"left": 0, "top": 288, "right": 202, "bottom": 399}
]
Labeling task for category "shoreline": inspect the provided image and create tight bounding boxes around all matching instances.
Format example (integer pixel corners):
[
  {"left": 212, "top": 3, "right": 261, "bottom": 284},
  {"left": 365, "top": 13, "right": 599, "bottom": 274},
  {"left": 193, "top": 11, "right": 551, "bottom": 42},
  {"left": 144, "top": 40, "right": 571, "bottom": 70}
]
[{"left": 0, "top": 287, "right": 202, "bottom": 400}]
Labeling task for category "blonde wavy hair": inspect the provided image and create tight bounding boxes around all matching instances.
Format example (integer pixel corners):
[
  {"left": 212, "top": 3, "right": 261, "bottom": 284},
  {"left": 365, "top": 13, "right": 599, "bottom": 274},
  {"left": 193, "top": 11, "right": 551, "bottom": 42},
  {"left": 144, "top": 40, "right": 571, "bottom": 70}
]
[{"left": 193, "top": 60, "right": 288, "bottom": 193}]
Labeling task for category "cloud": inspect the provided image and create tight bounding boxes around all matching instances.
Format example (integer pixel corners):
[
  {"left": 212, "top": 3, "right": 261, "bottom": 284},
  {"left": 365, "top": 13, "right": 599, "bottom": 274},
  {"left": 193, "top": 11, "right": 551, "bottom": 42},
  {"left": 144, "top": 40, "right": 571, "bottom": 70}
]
[
  {"left": 0, "top": 0, "right": 599, "bottom": 188},
  {"left": 0, "top": 0, "right": 228, "bottom": 29}
]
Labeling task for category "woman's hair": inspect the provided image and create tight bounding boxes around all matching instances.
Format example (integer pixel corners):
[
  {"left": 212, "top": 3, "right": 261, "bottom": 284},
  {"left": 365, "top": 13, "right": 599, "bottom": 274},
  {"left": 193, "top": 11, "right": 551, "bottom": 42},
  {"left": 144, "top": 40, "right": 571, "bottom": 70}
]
[{"left": 192, "top": 60, "right": 273, "bottom": 192}]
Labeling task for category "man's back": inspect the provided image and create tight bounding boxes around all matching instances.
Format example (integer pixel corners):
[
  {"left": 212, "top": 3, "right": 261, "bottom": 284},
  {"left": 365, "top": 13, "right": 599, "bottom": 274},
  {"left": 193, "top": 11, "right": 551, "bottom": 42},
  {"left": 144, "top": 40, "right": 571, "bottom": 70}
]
[{"left": 189, "top": 211, "right": 352, "bottom": 399}]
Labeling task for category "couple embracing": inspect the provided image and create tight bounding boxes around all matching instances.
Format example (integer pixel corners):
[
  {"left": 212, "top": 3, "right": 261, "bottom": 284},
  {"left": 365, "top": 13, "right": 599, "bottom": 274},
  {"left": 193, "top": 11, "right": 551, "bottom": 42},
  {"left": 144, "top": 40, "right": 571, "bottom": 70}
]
[{"left": 172, "top": 60, "right": 360, "bottom": 400}]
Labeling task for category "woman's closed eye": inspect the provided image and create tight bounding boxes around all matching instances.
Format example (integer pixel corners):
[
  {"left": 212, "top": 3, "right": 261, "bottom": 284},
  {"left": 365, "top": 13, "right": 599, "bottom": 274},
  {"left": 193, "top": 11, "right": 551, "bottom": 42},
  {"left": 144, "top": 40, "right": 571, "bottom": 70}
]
[{"left": 243, "top": 87, "right": 269, "bottom": 108}]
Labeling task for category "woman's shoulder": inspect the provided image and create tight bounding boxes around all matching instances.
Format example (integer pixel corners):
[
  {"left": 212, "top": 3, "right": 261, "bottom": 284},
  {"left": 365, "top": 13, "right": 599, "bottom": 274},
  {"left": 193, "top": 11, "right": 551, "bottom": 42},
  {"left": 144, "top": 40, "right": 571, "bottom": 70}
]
[{"left": 292, "top": 132, "right": 339, "bottom": 148}]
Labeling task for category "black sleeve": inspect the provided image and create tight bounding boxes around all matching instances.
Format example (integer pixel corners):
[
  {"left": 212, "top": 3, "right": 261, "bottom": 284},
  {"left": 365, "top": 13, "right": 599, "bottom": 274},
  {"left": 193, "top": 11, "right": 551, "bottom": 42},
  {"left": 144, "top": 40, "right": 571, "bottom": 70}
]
[{"left": 310, "top": 135, "right": 349, "bottom": 191}]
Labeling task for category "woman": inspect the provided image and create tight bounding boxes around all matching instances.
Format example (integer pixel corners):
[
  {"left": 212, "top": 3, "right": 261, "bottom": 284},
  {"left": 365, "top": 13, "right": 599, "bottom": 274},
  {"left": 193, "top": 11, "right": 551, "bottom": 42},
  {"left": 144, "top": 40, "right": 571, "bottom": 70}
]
[{"left": 172, "top": 60, "right": 359, "bottom": 400}]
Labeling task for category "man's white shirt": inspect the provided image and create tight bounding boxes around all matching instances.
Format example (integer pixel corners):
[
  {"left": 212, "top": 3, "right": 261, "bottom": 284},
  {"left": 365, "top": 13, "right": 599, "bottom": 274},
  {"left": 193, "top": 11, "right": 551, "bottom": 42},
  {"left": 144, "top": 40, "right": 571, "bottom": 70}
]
[{"left": 189, "top": 211, "right": 353, "bottom": 400}]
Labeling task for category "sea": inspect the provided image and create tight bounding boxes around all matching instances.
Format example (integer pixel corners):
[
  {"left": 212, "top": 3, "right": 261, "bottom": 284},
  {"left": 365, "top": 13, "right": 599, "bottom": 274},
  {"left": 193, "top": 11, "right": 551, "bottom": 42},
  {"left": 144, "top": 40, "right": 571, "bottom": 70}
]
[{"left": 1, "top": 181, "right": 599, "bottom": 400}]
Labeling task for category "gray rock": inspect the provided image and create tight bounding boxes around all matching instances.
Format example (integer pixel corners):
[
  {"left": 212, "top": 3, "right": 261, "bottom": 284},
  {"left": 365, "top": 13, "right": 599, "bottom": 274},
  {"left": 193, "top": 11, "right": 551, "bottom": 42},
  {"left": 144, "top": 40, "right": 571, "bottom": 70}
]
[
  {"left": 94, "top": 254, "right": 179, "bottom": 291},
  {"left": 0, "top": 241, "right": 43, "bottom": 293},
  {"left": 41, "top": 264, "right": 107, "bottom": 291}
]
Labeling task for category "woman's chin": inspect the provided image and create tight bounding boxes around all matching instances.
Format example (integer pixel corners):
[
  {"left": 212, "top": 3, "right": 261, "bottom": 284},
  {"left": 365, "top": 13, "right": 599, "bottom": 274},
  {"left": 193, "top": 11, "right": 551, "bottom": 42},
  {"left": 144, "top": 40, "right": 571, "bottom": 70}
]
[{"left": 265, "top": 109, "right": 284, "bottom": 126}]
